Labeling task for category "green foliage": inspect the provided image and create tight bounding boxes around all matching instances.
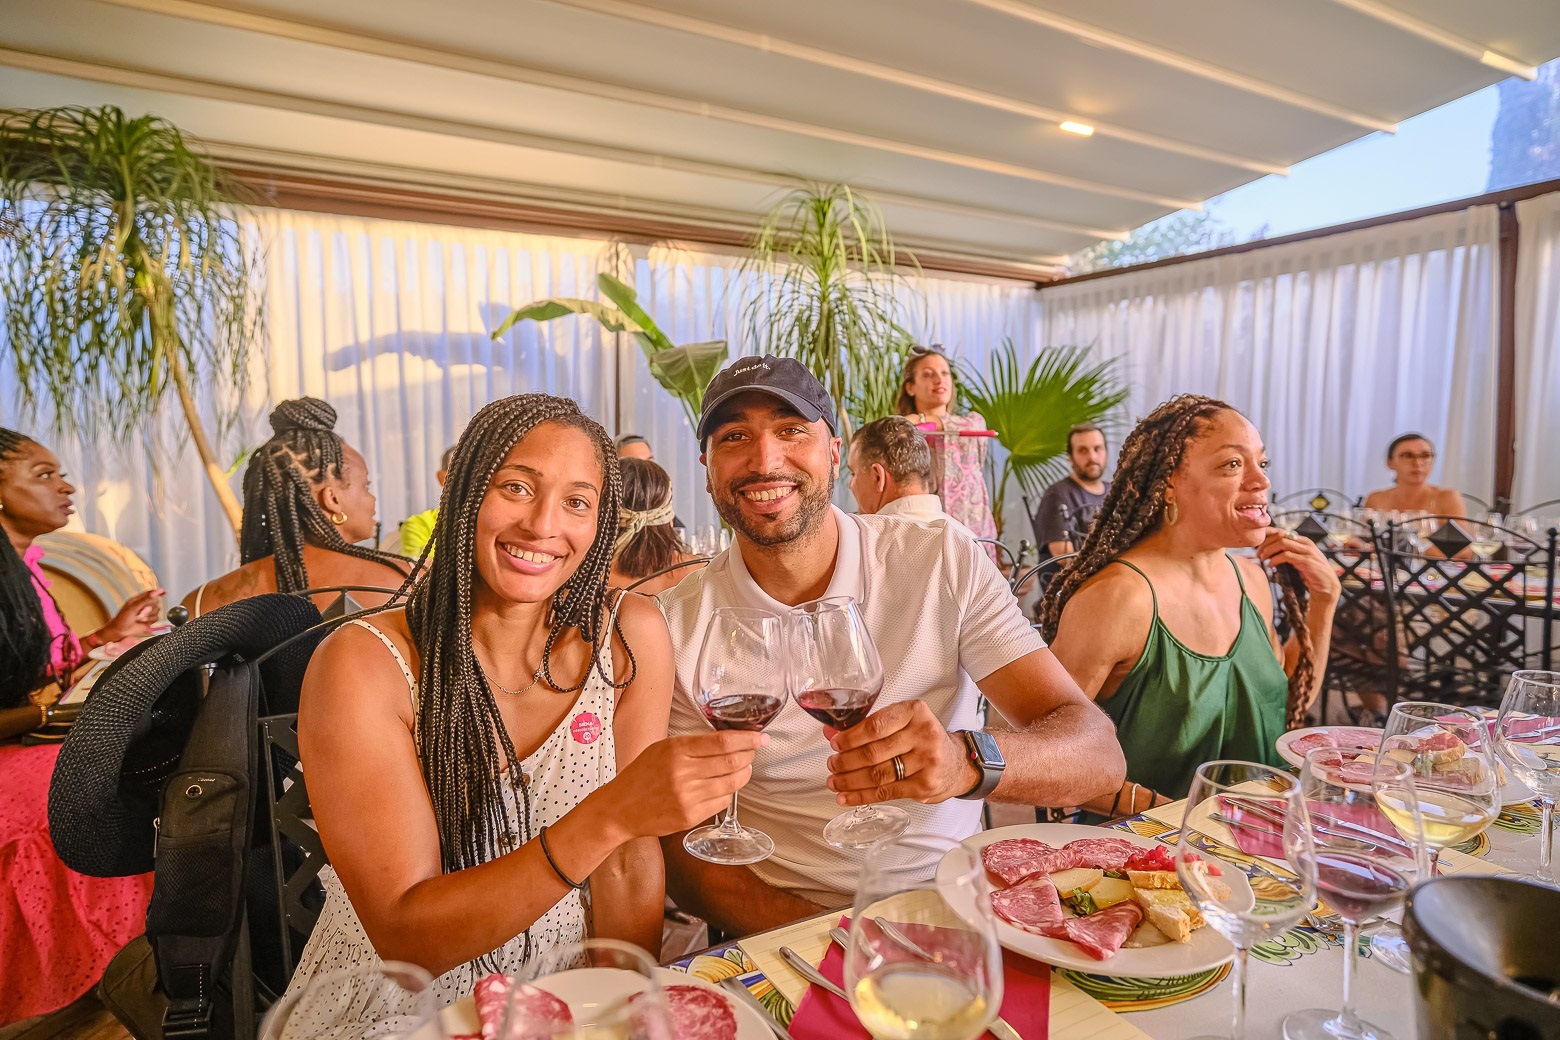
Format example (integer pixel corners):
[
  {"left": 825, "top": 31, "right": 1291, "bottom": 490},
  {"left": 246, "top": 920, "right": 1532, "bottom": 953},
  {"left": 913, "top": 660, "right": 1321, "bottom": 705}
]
[
  {"left": 843, "top": 338, "right": 914, "bottom": 431},
  {"left": 0, "top": 105, "right": 261, "bottom": 446},
  {"left": 1068, "top": 210, "right": 1264, "bottom": 276},
  {"left": 1487, "top": 59, "right": 1560, "bottom": 192},
  {"left": 742, "top": 182, "right": 920, "bottom": 441},
  {"left": 961, "top": 341, "right": 1128, "bottom": 523},
  {"left": 493, "top": 271, "right": 726, "bottom": 429}
]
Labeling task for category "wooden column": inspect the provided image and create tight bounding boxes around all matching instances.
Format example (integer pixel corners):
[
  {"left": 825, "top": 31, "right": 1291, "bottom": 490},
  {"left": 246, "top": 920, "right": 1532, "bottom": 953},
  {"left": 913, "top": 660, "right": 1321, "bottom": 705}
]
[{"left": 1494, "top": 201, "right": 1519, "bottom": 513}]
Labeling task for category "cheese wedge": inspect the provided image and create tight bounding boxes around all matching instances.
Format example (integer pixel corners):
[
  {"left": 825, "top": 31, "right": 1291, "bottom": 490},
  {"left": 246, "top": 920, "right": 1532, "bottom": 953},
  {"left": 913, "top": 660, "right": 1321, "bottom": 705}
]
[
  {"left": 1088, "top": 876, "right": 1136, "bottom": 909},
  {"left": 1131, "top": 887, "right": 1206, "bottom": 943},
  {"left": 1130, "top": 866, "right": 1232, "bottom": 901},
  {"left": 1145, "top": 904, "right": 1193, "bottom": 943},
  {"left": 1048, "top": 867, "right": 1103, "bottom": 893}
]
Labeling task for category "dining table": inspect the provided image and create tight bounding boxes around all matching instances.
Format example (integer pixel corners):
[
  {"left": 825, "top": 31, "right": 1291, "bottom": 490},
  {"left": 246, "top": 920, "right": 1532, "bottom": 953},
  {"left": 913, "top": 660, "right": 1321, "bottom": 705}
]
[{"left": 654, "top": 794, "right": 1549, "bottom": 1040}]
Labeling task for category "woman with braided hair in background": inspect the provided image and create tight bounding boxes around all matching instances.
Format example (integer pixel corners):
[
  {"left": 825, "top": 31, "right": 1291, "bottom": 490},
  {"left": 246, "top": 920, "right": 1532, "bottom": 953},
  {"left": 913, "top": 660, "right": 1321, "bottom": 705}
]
[
  {"left": 1040, "top": 395, "right": 1340, "bottom": 820},
  {"left": 0, "top": 428, "right": 161, "bottom": 1024},
  {"left": 608, "top": 457, "right": 703, "bottom": 596},
  {"left": 179, "top": 397, "right": 411, "bottom": 617},
  {"left": 287, "top": 393, "right": 763, "bottom": 1028}
]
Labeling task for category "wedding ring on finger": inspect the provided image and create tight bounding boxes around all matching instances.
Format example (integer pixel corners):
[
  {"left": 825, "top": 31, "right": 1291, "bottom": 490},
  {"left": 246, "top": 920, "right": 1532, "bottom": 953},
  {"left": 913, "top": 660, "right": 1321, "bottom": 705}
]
[{"left": 891, "top": 755, "right": 906, "bottom": 782}]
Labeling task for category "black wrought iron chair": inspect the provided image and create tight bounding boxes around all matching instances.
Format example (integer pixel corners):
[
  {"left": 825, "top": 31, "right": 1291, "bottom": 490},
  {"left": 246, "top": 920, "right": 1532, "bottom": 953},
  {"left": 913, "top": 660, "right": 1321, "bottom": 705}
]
[
  {"left": 1379, "top": 516, "right": 1559, "bottom": 708},
  {"left": 1517, "top": 498, "right": 1560, "bottom": 518},
  {"left": 1461, "top": 493, "right": 1493, "bottom": 515},
  {"left": 622, "top": 558, "right": 711, "bottom": 594},
  {"left": 1274, "top": 488, "right": 1357, "bottom": 513},
  {"left": 253, "top": 713, "right": 327, "bottom": 998}
]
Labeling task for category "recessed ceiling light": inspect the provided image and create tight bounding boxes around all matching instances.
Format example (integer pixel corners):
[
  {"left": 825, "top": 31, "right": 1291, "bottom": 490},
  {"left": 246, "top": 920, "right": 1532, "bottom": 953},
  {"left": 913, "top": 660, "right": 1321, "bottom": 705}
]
[{"left": 1059, "top": 121, "right": 1095, "bottom": 137}]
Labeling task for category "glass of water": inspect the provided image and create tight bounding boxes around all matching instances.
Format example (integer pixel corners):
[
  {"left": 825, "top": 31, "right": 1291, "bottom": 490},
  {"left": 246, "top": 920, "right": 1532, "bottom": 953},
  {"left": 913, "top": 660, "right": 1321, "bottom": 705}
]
[{"left": 1496, "top": 671, "right": 1560, "bottom": 886}]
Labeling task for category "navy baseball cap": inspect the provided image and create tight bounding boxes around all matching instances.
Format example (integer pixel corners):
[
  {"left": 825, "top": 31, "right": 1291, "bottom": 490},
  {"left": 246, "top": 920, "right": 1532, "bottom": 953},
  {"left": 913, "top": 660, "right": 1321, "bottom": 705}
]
[{"left": 696, "top": 355, "right": 837, "bottom": 443}]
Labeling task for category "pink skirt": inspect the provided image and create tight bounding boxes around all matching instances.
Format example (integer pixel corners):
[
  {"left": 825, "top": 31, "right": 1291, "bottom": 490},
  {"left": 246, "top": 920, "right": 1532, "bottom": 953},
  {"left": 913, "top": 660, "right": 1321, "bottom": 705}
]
[{"left": 1, "top": 743, "right": 154, "bottom": 1024}]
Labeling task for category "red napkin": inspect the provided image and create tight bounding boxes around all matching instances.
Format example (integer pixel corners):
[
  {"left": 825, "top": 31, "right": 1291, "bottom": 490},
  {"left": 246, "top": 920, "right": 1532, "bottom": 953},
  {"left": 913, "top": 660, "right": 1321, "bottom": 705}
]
[{"left": 788, "top": 918, "right": 1050, "bottom": 1039}]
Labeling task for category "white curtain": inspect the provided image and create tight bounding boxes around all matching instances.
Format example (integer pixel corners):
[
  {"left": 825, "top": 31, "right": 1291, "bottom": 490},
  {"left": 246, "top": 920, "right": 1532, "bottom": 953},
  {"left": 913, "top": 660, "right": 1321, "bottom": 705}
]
[
  {"left": 2, "top": 208, "right": 1039, "bottom": 593},
  {"left": 1038, "top": 207, "right": 1502, "bottom": 510},
  {"left": 1513, "top": 193, "right": 1560, "bottom": 513}
]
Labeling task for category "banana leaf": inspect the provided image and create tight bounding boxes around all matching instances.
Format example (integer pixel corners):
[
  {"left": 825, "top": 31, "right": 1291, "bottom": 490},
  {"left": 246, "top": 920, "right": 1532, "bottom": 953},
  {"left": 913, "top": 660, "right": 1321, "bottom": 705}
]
[
  {"left": 596, "top": 272, "right": 678, "bottom": 355},
  {"left": 647, "top": 340, "right": 728, "bottom": 426},
  {"left": 490, "top": 297, "right": 639, "bottom": 338}
]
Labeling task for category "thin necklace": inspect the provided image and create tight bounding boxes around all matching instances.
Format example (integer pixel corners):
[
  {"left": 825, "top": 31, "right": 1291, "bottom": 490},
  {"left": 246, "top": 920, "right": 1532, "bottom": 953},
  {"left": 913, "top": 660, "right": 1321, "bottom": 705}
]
[{"left": 477, "top": 648, "right": 546, "bottom": 696}]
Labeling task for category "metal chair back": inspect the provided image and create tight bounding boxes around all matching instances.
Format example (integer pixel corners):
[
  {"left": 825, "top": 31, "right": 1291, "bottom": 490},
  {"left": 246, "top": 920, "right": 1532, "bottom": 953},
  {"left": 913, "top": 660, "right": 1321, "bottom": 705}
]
[
  {"left": 622, "top": 558, "right": 711, "bottom": 595},
  {"left": 1273, "top": 488, "right": 1357, "bottom": 513},
  {"left": 257, "top": 713, "right": 328, "bottom": 993}
]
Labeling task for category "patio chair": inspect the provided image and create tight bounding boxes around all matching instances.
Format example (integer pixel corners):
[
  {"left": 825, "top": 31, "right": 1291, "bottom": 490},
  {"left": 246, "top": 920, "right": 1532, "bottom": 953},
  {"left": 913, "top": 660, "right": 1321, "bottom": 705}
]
[
  {"left": 622, "top": 557, "right": 711, "bottom": 594},
  {"left": 1297, "top": 515, "right": 1398, "bottom": 725},
  {"left": 1273, "top": 488, "right": 1357, "bottom": 513},
  {"left": 1378, "top": 516, "right": 1558, "bottom": 708}
]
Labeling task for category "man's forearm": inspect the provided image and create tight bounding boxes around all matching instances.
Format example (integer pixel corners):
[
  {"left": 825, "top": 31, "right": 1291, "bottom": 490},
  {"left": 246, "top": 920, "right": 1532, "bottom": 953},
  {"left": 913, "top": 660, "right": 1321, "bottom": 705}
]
[
  {"left": 660, "top": 833, "right": 828, "bottom": 937},
  {"left": 986, "top": 702, "right": 1126, "bottom": 807}
]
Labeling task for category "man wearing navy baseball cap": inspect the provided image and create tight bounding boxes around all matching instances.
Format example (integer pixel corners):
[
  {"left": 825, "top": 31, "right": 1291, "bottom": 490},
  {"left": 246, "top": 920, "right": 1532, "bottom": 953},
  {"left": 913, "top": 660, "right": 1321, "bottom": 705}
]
[{"left": 658, "top": 355, "right": 1126, "bottom": 934}]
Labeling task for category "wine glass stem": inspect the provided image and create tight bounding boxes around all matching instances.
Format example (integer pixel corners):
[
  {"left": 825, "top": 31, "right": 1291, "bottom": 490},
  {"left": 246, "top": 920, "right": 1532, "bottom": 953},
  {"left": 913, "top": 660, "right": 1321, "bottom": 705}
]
[
  {"left": 719, "top": 791, "right": 743, "bottom": 835},
  {"left": 1540, "top": 798, "right": 1556, "bottom": 884},
  {"left": 1228, "top": 945, "right": 1249, "bottom": 1040},
  {"left": 1337, "top": 918, "right": 1364, "bottom": 1032}
]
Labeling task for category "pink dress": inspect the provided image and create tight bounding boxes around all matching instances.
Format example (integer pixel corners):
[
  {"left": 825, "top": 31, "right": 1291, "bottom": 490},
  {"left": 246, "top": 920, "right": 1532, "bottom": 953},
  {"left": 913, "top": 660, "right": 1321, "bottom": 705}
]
[
  {"left": 1, "top": 546, "right": 153, "bottom": 1025},
  {"left": 925, "top": 413, "right": 998, "bottom": 550}
]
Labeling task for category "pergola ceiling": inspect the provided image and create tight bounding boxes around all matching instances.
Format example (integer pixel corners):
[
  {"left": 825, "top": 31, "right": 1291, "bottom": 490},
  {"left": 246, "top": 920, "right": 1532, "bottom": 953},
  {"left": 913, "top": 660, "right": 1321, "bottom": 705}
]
[{"left": 2, "top": 0, "right": 1558, "bottom": 273}]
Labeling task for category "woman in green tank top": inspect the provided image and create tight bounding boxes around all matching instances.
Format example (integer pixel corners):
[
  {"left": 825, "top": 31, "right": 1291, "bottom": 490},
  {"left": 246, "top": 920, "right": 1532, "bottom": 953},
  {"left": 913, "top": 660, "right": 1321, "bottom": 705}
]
[{"left": 1039, "top": 396, "right": 1342, "bottom": 819}]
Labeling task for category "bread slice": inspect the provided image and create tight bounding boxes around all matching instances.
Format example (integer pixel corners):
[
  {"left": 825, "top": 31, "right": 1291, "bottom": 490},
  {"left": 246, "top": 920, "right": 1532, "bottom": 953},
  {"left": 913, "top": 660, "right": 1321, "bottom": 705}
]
[
  {"left": 1131, "top": 886, "right": 1206, "bottom": 930},
  {"left": 1144, "top": 904, "right": 1193, "bottom": 943},
  {"left": 1125, "top": 869, "right": 1179, "bottom": 889}
]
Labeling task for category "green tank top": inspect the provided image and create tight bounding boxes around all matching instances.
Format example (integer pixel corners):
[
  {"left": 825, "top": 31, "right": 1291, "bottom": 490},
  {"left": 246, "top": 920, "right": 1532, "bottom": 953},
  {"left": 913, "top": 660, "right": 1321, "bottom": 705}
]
[{"left": 1100, "top": 556, "right": 1289, "bottom": 801}]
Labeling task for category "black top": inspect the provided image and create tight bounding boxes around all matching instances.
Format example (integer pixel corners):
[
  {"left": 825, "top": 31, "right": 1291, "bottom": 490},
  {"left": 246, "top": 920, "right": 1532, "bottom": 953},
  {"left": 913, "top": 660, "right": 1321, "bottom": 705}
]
[{"left": 1033, "top": 476, "right": 1109, "bottom": 551}]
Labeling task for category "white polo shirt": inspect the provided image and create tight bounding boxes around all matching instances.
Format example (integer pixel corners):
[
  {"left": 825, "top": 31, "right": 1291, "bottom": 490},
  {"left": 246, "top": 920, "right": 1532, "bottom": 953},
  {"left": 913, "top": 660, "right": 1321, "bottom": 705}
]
[{"left": 658, "top": 507, "right": 1046, "bottom": 903}]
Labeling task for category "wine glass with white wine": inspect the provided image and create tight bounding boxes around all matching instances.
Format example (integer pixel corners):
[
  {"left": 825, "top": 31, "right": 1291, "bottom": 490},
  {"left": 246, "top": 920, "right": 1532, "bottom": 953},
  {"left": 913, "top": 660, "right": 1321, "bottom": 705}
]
[
  {"left": 844, "top": 837, "right": 1003, "bottom": 1040},
  {"left": 1374, "top": 702, "right": 1500, "bottom": 875},
  {"left": 1495, "top": 670, "right": 1560, "bottom": 886}
]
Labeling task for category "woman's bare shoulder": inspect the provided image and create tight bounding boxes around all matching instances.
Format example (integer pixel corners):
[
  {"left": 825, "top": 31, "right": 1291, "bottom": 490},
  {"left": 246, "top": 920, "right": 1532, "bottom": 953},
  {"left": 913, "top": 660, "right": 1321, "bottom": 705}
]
[
  {"left": 305, "top": 608, "right": 417, "bottom": 710},
  {"left": 181, "top": 558, "right": 274, "bottom": 614}
]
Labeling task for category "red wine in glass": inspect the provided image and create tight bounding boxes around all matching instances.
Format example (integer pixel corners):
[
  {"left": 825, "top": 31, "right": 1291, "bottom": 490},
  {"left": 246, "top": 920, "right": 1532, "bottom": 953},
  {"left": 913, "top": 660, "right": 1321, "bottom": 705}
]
[
  {"left": 794, "top": 688, "right": 880, "bottom": 729},
  {"left": 702, "top": 693, "right": 785, "bottom": 732},
  {"left": 1313, "top": 853, "right": 1410, "bottom": 921}
]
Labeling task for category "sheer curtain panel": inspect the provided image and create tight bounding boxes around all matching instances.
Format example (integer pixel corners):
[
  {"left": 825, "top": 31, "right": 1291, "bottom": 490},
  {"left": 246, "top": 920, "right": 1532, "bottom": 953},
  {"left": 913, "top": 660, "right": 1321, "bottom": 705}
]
[
  {"left": 1512, "top": 193, "right": 1560, "bottom": 512},
  {"left": 1038, "top": 207, "right": 1501, "bottom": 507}
]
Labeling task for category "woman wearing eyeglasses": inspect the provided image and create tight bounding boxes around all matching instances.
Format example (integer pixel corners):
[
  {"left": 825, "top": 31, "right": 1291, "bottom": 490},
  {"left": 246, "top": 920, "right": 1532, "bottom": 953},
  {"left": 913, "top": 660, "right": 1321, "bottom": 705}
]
[
  {"left": 1361, "top": 433, "right": 1468, "bottom": 517},
  {"left": 896, "top": 346, "right": 999, "bottom": 551}
]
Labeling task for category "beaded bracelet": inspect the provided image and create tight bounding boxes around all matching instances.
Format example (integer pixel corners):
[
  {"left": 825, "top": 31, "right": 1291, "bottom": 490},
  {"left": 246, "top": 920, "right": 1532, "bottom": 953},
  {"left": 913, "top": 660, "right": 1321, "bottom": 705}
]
[{"left": 538, "top": 825, "right": 585, "bottom": 890}]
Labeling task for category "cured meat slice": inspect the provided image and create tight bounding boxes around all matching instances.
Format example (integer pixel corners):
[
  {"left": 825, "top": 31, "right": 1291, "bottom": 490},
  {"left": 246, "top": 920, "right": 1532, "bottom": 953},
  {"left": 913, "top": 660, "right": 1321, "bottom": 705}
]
[
  {"left": 476, "top": 974, "right": 572, "bottom": 1040},
  {"left": 1292, "top": 728, "right": 1380, "bottom": 758},
  {"left": 990, "top": 875, "right": 1067, "bottom": 937},
  {"left": 982, "top": 838, "right": 1071, "bottom": 886},
  {"left": 1059, "top": 837, "right": 1139, "bottom": 871},
  {"left": 630, "top": 984, "right": 737, "bottom": 1040},
  {"left": 1060, "top": 901, "right": 1144, "bottom": 960}
]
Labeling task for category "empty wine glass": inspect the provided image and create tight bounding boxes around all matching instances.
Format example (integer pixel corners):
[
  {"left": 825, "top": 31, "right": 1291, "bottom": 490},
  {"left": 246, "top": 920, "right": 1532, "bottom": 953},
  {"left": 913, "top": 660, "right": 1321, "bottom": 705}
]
[
  {"left": 683, "top": 607, "right": 784, "bottom": 865},
  {"left": 786, "top": 596, "right": 906, "bottom": 849},
  {"left": 696, "top": 523, "right": 720, "bottom": 556},
  {"left": 1374, "top": 702, "right": 1499, "bottom": 875},
  {"left": 504, "top": 939, "right": 673, "bottom": 1040},
  {"left": 1179, "top": 761, "right": 1315, "bottom": 1040},
  {"left": 1273, "top": 510, "right": 1304, "bottom": 535},
  {"left": 845, "top": 837, "right": 1003, "bottom": 1040},
  {"left": 260, "top": 962, "right": 442, "bottom": 1040},
  {"left": 1495, "top": 670, "right": 1560, "bottom": 886},
  {"left": 1282, "top": 751, "right": 1428, "bottom": 1040}
]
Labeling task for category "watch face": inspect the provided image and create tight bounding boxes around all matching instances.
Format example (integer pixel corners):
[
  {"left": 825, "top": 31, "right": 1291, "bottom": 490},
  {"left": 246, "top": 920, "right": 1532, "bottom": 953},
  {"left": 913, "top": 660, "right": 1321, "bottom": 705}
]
[{"left": 966, "top": 729, "right": 1004, "bottom": 767}]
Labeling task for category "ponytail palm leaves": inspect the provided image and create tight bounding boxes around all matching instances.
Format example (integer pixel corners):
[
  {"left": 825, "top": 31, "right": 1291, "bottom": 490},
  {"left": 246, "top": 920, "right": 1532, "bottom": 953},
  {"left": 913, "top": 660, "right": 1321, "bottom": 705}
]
[
  {"left": 961, "top": 341, "right": 1128, "bottom": 525},
  {"left": 742, "top": 183, "right": 918, "bottom": 442},
  {"left": 0, "top": 106, "right": 261, "bottom": 539}
]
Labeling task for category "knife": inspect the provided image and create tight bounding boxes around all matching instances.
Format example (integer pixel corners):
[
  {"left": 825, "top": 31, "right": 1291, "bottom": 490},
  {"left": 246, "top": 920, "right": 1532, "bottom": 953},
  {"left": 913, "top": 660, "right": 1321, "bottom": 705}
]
[
  {"left": 824, "top": 928, "right": 1026, "bottom": 1040},
  {"left": 718, "top": 975, "right": 798, "bottom": 1040}
]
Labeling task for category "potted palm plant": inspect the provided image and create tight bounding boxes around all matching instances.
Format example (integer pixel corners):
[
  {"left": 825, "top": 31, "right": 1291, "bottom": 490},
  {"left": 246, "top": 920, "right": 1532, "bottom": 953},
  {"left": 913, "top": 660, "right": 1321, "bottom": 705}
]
[
  {"left": 961, "top": 340, "right": 1128, "bottom": 534},
  {"left": 742, "top": 183, "right": 920, "bottom": 442},
  {"left": 0, "top": 106, "right": 262, "bottom": 539}
]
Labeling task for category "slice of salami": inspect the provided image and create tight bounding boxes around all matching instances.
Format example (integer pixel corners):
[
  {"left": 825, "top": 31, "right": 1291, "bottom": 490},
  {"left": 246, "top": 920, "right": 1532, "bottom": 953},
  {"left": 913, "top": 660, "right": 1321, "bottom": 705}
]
[
  {"left": 991, "top": 875, "right": 1067, "bottom": 937},
  {"left": 630, "top": 984, "right": 736, "bottom": 1040},
  {"left": 1061, "top": 901, "right": 1144, "bottom": 960},
  {"left": 982, "top": 838, "right": 1074, "bottom": 886},
  {"left": 1059, "top": 836, "right": 1140, "bottom": 870},
  {"left": 476, "top": 974, "right": 572, "bottom": 1040}
]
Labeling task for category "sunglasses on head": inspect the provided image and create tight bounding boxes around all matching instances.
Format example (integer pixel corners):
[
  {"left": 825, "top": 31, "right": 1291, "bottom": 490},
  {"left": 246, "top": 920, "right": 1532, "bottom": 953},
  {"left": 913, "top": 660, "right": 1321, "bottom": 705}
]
[{"left": 909, "top": 344, "right": 946, "bottom": 358}]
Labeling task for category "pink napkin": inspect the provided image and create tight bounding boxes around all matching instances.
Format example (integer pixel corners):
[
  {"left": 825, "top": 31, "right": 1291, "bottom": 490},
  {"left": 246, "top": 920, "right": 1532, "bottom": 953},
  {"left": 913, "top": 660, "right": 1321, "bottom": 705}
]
[{"left": 788, "top": 917, "right": 1050, "bottom": 1040}]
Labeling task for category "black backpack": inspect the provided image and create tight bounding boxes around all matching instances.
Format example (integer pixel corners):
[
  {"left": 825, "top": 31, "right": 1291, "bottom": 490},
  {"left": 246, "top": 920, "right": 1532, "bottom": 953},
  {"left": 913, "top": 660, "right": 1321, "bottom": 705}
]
[{"left": 49, "top": 594, "right": 325, "bottom": 1039}]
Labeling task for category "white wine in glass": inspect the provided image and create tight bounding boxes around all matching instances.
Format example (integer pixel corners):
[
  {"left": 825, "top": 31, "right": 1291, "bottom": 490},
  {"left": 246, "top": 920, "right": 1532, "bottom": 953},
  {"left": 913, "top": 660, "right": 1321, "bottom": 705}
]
[
  {"left": 1374, "top": 702, "right": 1499, "bottom": 875},
  {"left": 845, "top": 838, "right": 1003, "bottom": 1040}
]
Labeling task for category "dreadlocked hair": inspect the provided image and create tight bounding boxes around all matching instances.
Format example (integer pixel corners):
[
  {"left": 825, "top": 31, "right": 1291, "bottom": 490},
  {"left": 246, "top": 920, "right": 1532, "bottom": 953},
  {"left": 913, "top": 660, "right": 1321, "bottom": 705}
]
[
  {"left": 405, "top": 393, "right": 631, "bottom": 887},
  {"left": 0, "top": 428, "right": 52, "bottom": 706},
  {"left": 1038, "top": 394, "right": 1315, "bottom": 730},
  {"left": 238, "top": 397, "right": 408, "bottom": 593}
]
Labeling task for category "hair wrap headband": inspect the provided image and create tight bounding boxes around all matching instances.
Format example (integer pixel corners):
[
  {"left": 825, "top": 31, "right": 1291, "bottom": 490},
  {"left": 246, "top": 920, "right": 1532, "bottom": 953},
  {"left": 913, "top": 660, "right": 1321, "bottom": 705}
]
[{"left": 614, "top": 496, "right": 677, "bottom": 554}]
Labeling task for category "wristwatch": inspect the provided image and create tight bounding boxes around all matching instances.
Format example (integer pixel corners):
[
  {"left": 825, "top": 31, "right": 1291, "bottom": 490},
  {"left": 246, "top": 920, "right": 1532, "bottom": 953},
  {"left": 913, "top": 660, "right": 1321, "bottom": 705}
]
[{"left": 953, "top": 729, "right": 1005, "bottom": 800}]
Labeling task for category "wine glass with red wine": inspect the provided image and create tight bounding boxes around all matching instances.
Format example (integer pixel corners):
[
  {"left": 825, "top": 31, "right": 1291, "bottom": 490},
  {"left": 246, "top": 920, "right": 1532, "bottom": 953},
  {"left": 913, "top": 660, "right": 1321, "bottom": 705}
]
[
  {"left": 786, "top": 596, "right": 907, "bottom": 849},
  {"left": 683, "top": 607, "right": 784, "bottom": 866}
]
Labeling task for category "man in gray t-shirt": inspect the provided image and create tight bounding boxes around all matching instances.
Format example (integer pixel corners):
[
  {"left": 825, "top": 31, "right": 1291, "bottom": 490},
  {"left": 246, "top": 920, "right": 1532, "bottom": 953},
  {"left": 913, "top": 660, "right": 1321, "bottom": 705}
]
[{"left": 1034, "top": 424, "right": 1110, "bottom": 556}]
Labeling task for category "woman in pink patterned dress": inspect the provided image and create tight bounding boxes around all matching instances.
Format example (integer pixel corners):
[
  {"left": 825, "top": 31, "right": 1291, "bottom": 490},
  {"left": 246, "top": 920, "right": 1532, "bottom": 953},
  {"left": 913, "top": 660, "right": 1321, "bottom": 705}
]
[
  {"left": 0, "top": 427, "right": 163, "bottom": 1025},
  {"left": 896, "top": 346, "right": 999, "bottom": 553}
]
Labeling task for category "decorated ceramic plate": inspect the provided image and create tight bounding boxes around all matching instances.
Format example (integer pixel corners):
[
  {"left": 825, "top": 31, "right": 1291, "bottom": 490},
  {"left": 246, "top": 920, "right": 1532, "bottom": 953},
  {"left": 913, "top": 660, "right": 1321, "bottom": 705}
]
[{"left": 1275, "top": 726, "right": 1383, "bottom": 769}]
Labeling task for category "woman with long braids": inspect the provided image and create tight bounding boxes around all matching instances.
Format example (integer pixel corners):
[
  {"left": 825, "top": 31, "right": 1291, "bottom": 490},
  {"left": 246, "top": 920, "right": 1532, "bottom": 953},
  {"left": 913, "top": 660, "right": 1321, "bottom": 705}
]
[
  {"left": 289, "top": 394, "right": 763, "bottom": 1026},
  {"left": 0, "top": 428, "right": 161, "bottom": 1025},
  {"left": 179, "top": 397, "right": 410, "bottom": 616},
  {"left": 608, "top": 457, "right": 702, "bottom": 595},
  {"left": 1041, "top": 396, "right": 1340, "bottom": 818}
]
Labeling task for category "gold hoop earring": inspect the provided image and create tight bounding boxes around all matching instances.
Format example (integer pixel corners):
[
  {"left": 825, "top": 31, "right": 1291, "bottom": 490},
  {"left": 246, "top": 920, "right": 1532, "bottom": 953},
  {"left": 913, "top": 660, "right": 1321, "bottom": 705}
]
[
  {"left": 330, "top": 511, "right": 347, "bottom": 525},
  {"left": 1163, "top": 500, "right": 1179, "bottom": 527}
]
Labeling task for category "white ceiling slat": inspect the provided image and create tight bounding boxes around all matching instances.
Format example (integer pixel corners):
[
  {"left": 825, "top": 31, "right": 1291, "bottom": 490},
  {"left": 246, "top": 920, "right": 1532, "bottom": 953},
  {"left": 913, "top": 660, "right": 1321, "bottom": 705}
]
[
  {"left": 2, "top": 0, "right": 1556, "bottom": 265},
  {"left": 957, "top": 0, "right": 1399, "bottom": 132},
  {"left": 533, "top": 0, "right": 1288, "bottom": 176}
]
